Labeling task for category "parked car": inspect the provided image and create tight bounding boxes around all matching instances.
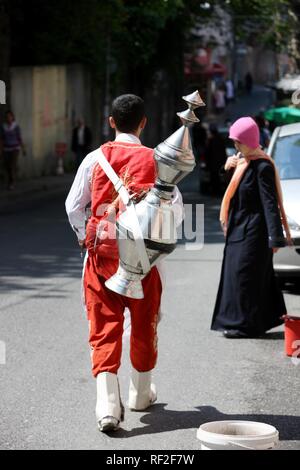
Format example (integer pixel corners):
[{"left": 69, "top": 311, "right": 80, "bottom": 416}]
[{"left": 268, "top": 123, "right": 300, "bottom": 282}]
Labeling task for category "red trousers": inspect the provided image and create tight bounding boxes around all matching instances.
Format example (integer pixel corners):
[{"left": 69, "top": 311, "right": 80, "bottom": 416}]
[{"left": 83, "top": 254, "right": 162, "bottom": 378}]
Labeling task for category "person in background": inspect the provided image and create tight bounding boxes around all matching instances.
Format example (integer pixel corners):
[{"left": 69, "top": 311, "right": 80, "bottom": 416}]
[
  {"left": 71, "top": 118, "right": 92, "bottom": 169},
  {"left": 211, "top": 117, "right": 291, "bottom": 339},
  {"left": 206, "top": 124, "right": 227, "bottom": 196},
  {"left": 214, "top": 86, "right": 226, "bottom": 114},
  {"left": 225, "top": 78, "right": 235, "bottom": 104},
  {"left": 255, "top": 115, "right": 271, "bottom": 150},
  {"left": 0, "top": 110, "right": 26, "bottom": 190}
]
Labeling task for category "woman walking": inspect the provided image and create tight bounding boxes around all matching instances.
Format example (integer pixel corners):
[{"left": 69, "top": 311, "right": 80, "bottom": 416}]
[
  {"left": 0, "top": 110, "right": 25, "bottom": 190},
  {"left": 211, "top": 117, "right": 292, "bottom": 338}
]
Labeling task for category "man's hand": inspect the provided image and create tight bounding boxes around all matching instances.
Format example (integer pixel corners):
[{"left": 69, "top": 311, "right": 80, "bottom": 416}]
[
  {"left": 225, "top": 154, "right": 240, "bottom": 171},
  {"left": 272, "top": 247, "right": 279, "bottom": 254}
]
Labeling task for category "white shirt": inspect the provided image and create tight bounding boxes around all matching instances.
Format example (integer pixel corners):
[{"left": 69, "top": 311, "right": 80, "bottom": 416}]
[{"left": 65, "top": 133, "right": 184, "bottom": 241}]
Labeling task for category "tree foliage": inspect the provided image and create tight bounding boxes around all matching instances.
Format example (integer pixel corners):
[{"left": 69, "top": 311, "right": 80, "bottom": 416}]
[
  {"left": 4, "top": 0, "right": 300, "bottom": 93},
  {"left": 224, "top": 0, "right": 298, "bottom": 50}
]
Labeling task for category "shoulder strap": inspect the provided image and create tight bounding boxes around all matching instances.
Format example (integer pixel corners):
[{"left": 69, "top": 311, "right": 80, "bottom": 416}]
[{"left": 95, "top": 148, "right": 151, "bottom": 274}]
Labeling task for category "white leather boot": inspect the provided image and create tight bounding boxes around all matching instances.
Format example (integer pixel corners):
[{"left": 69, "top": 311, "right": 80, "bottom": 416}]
[
  {"left": 128, "top": 369, "right": 157, "bottom": 411},
  {"left": 96, "top": 372, "right": 124, "bottom": 432}
]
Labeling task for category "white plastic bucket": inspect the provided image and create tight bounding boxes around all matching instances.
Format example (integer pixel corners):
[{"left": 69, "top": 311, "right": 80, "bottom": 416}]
[{"left": 197, "top": 421, "right": 279, "bottom": 450}]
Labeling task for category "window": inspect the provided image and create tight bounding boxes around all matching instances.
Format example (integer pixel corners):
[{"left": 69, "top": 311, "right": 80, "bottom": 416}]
[{"left": 273, "top": 134, "right": 300, "bottom": 180}]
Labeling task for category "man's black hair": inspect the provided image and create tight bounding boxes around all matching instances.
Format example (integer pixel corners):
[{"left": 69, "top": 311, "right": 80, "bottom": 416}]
[{"left": 112, "top": 94, "right": 145, "bottom": 133}]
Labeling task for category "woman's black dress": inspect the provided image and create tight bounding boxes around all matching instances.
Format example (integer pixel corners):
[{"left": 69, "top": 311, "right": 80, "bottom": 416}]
[{"left": 211, "top": 159, "right": 287, "bottom": 336}]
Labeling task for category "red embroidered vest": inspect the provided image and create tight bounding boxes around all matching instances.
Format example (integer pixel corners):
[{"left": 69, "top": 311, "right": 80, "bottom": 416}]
[{"left": 86, "top": 141, "right": 156, "bottom": 258}]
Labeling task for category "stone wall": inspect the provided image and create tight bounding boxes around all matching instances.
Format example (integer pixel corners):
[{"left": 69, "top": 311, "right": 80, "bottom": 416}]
[{"left": 6, "top": 64, "right": 101, "bottom": 179}]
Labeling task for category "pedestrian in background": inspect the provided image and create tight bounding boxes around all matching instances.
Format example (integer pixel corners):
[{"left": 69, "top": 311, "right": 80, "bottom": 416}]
[
  {"left": 211, "top": 117, "right": 292, "bottom": 338},
  {"left": 0, "top": 110, "right": 26, "bottom": 191},
  {"left": 225, "top": 78, "right": 235, "bottom": 103},
  {"left": 245, "top": 72, "right": 253, "bottom": 95},
  {"left": 255, "top": 115, "right": 271, "bottom": 150},
  {"left": 214, "top": 86, "right": 226, "bottom": 114},
  {"left": 71, "top": 118, "right": 92, "bottom": 169}
]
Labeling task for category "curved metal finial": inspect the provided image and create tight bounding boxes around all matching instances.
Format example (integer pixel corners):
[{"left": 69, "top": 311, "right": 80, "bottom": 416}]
[
  {"left": 176, "top": 90, "right": 206, "bottom": 127},
  {"left": 183, "top": 90, "right": 206, "bottom": 110},
  {"left": 177, "top": 109, "right": 200, "bottom": 127}
]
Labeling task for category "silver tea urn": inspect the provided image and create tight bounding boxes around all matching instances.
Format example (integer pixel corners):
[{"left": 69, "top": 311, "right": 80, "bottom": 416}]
[{"left": 105, "top": 90, "right": 205, "bottom": 299}]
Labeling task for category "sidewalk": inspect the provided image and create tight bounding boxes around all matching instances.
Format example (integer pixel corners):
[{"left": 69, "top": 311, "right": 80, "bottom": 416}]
[{"left": 0, "top": 173, "right": 75, "bottom": 214}]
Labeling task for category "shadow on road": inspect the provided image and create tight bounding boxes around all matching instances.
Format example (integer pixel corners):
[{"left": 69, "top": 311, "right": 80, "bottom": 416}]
[
  {"left": 109, "top": 404, "right": 300, "bottom": 441},
  {"left": 0, "top": 196, "right": 82, "bottom": 296}
]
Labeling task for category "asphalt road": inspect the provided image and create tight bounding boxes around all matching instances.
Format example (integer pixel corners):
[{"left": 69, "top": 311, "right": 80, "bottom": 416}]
[{"left": 0, "top": 192, "right": 300, "bottom": 450}]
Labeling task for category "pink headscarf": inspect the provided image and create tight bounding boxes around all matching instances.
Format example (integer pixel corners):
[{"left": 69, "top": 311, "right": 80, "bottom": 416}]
[
  {"left": 220, "top": 117, "right": 292, "bottom": 245},
  {"left": 229, "top": 117, "right": 260, "bottom": 149}
]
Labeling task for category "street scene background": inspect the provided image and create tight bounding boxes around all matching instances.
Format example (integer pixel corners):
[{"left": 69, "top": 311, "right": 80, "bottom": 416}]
[{"left": 1, "top": 0, "right": 300, "bottom": 450}]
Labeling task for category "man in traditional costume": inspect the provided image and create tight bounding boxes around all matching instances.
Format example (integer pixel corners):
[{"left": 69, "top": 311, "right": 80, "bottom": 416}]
[{"left": 66, "top": 94, "right": 183, "bottom": 432}]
